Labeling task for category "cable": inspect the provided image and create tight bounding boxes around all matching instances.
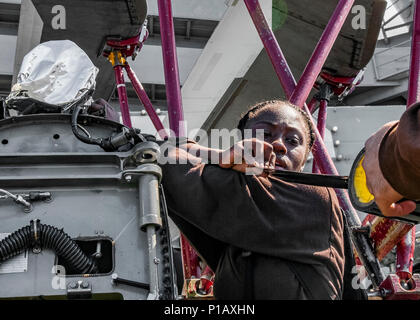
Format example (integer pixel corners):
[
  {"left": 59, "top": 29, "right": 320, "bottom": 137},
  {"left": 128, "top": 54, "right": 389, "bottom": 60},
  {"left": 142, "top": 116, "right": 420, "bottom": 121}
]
[{"left": 71, "top": 105, "right": 104, "bottom": 147}]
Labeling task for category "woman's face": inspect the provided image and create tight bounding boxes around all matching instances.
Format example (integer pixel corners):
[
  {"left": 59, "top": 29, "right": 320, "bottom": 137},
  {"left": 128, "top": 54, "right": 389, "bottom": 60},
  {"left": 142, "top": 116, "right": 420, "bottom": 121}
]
[{"left": 244, "top": 104, "right": 309, "bottom": 172}]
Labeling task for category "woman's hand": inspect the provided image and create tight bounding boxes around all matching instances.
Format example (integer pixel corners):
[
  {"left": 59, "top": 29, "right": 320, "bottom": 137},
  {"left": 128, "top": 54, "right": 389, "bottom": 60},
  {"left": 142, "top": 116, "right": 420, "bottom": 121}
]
[
  {"left": 219, "top": 138, "right": 276, "bottom": 175},
  {"left": 363, "top": 122, "right": 416, "bottom": 217}
]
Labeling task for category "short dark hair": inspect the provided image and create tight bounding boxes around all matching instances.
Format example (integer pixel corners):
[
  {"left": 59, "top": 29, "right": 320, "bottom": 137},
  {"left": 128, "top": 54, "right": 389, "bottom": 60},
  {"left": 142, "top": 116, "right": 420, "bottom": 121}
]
[{"left": 237, "top": 100, "right": 316, "bottom": 150}]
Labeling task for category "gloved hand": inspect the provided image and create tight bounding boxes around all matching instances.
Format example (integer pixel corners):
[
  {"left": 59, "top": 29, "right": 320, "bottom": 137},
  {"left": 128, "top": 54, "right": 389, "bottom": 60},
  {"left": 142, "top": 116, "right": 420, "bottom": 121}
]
[{"left": 362, "top": 121, "right": 416, "bottom": 217}]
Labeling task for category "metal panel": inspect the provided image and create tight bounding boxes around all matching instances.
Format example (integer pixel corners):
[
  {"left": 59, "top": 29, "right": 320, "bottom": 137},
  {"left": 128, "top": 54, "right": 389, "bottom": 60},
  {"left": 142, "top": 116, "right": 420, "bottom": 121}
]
[{"left": 0, "top": 114, "right": 176, "bottom": 300}]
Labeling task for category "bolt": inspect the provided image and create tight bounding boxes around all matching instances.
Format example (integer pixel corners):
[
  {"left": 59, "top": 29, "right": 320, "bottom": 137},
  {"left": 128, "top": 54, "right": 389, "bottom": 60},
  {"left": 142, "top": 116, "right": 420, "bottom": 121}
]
[
  {"left": 334, "top": 140, "right": 340, "bottom": 147},
  {"left": 23, "top": 204, "right": 33, "bottom": 214},
  {"left": 125, "top": 175, "right": 132, "bottom": 183},
  {"left": 336, "top": 154, "right": 343, "bottom": 161},
  {"left": 141, "top": 110, "right": 147, "bottom": 116},
  {"left": 80, "top": 281, "right": 89, "bottom": 289},
  {"left": 156, "top": 108, "right": 161, "bottom": 115},
  {"left": 154, "top": 257, "right": 160, "bottom": 265},
  {"left": 68, "top": 282, "right": 78, "bottom": 289},
  {"left": 32, "top": 247, "right": 41, "bottom": 254},
  {"left": 331, "top": 126, "right": 338, "bottom": 133}
]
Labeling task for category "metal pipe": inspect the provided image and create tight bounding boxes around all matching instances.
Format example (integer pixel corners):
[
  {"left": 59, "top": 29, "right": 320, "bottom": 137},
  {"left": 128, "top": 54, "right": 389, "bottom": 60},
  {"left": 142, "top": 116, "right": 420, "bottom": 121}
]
[
  {"left": 158, "top": 0, "right": 200, "bottom": 281},
  {"left": 312, "top": 99, "right": 328, "bottom": 173},
  {"left": 394, "top": 0, "right": 420, "bottom": 280},
  {"left": 408, "top": 0, "right": 420, "bottom": 106},
  {"left": 138, "top": 171, "right": 162, "bottom": 299},
  {"left": 316, "top": 100, "right": 328, "bottom": 140},
  {"left": 157, "top": 0, "right": 185, "bottom": 137},
  {"left": 245, "top": 0, "right": 385, "bottom": 286},
  {"left": 244, "top": 0, "right": 297, "bottom": 96},
  {"left": 396, "top": 229, "right": 415, "bottom": 280},
  {"left": 308, "top": 97, "right": 319, "bottom": 113},
  {"left": 114, "top": 65, "right": 132, "bottom": 128},
  {"left": 124, "top": 64, "right": 168, "bottom": 139},
  {"left": 289, "top": 0, "right": 356, "bottom": 108}
]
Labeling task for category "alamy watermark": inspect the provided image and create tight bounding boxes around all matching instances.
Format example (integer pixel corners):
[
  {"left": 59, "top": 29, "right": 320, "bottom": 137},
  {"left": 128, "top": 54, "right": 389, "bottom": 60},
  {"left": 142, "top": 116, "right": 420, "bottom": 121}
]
[
  {"left": 51, "top": 5, "right": 66, "bottom": 30},
  {"left": 157, "top": 127, "right": 271, "bottom": 175}
]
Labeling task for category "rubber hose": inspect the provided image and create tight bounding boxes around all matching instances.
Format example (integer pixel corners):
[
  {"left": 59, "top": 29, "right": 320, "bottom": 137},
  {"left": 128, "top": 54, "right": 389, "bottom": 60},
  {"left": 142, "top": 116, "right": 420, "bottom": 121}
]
[
  {"left": 71, "top": 105, "right": 104, "bottom": 147},
  {"left": 0, "top": 222, "right": 97, "bottom": 274}
]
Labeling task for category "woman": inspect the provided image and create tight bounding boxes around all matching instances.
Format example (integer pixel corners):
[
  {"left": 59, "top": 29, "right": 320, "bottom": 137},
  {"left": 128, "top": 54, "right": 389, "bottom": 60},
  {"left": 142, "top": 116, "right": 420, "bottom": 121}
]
[{"left": 160, "top": 100, "right": 353, "bottom": 300}]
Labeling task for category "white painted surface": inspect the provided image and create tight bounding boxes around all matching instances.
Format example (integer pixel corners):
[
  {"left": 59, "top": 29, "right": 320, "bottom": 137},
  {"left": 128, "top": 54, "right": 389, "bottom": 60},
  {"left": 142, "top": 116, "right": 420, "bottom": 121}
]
[
  {"left": 131, "top": 45, "right": 202, "bottom": 85},
  {"left": 181, "top": 0, "right": 272, "bottom": 132},
  {"left": 0, "top": 35, "right": 17, "bottom": 75},
  {"left": 146, "top": 0, "right": 228, "bottom": 21},
  {"left": 0, "top": 0, "right": 21, "bottom": 4}
]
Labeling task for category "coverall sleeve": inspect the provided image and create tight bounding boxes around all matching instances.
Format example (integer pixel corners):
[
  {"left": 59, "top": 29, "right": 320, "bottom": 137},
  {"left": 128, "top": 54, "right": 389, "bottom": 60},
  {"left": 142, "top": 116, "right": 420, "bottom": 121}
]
[{"left": 379, "top": 102, "right": 420, "bottom": 199}]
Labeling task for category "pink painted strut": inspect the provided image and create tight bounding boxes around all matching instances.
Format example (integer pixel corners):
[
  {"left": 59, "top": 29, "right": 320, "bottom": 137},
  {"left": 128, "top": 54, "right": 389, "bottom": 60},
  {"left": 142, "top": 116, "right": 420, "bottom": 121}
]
[
  {"left": 244, "top": 0, "right": 297, "bottom": 96},
  {"left": 158, "top": 0, "right": 197, "bottom": 281},
  {"left": 312, "top": 100, "right": 328, "bottom": 173},
  {"left": 308, "top": 97, "right": 319, "bottom": 113},
  {"left": 157, "top": 0, "right": 185, "bottom": 137},
  {"left": 114, "top": 65, "right": 132, "bottom": 128},
  {"left": 290, "top": 0, "right": 356, "bottom": 107},
  {"left": 124, "top": 64, "right": 168, "bottom": 139},
  {"left": 408, "top": 0, "right": 420, "bottom": 106},
  {"left": 396, "top": 230, "right": 415, "bottom": 280},
  {"left": 396, "top": 0, "right": 420, "bottom": 278}
]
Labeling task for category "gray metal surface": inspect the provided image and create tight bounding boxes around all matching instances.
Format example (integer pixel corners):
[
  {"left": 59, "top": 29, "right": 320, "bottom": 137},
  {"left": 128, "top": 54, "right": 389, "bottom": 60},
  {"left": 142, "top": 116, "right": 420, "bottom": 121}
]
[{"left": 0, "top": 114, "right": 176, "bottom": 300}]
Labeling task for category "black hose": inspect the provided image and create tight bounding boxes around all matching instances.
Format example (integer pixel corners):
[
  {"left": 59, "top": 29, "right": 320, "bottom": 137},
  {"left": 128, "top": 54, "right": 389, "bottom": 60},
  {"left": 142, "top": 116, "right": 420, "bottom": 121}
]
[
  {"left": 0, "top": 220, "right": 97, "bottom": 274},
  {"left": 71, "top": 105, "right": 104, "bottom": 147}
]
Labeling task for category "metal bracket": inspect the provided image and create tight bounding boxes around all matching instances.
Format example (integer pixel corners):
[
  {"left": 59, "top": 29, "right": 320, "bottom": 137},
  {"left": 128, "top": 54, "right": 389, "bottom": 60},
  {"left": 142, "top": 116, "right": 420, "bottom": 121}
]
[
  {"left": 66, "top": 280, "right": 92, "bottom": 299},
  {"left": 122, "top": 163, "right": 162, "bottom": 185}
]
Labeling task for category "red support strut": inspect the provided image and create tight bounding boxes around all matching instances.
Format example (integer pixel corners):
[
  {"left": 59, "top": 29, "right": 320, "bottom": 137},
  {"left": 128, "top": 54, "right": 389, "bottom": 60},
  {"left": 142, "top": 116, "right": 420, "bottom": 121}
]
[{"left": 114, "top": 65, "right": 132, "bottom": 128}]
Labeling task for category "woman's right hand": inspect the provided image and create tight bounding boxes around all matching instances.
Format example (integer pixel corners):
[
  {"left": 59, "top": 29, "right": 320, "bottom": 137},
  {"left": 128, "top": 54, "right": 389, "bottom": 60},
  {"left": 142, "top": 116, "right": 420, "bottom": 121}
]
[{"left": 218, "top": 138, "right": 276, "bottom": 175}]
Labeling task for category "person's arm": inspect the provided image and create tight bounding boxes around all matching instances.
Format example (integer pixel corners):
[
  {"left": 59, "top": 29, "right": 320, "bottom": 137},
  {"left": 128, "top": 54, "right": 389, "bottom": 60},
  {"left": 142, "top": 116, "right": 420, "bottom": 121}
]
[
  {"left": 362, "top": 103, "right": 420, "bottom": 217},
  {"left": 165, "top": 138, "right": 276, "bottom": 174}
]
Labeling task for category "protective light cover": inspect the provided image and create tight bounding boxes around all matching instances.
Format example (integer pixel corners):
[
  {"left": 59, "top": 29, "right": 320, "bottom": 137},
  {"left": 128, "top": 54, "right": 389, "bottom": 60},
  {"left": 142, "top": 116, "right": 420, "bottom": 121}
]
[{"left": 6, "top": 40, "right": 98, "bottom": 111}]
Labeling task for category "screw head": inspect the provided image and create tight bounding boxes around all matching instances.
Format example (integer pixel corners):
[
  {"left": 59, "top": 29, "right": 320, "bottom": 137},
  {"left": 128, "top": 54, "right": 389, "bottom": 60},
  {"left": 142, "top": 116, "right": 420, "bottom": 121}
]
[
  {"left": 154, "top": 257, "right": 160, "bottom": 264},
  {"left": 125, "top": 175, "right": 132, "bottom": 183},
  {"left": 68, "top": 282, "right": 78, "bottom": 289},
  {"left": 80, "top": 281, "right": 89, "bottom": 289},
  {"left": 32, "top": 247, "right": 41, "bottom": 254},
  {"left": 334, "top": 140, "right": 340, "bottom": 147},
  {"left": 336, "top": 154, "right": 343, "bottom": 161},
  {"left": 331, "top": 126, "right": 338, "bottom": 133}
]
